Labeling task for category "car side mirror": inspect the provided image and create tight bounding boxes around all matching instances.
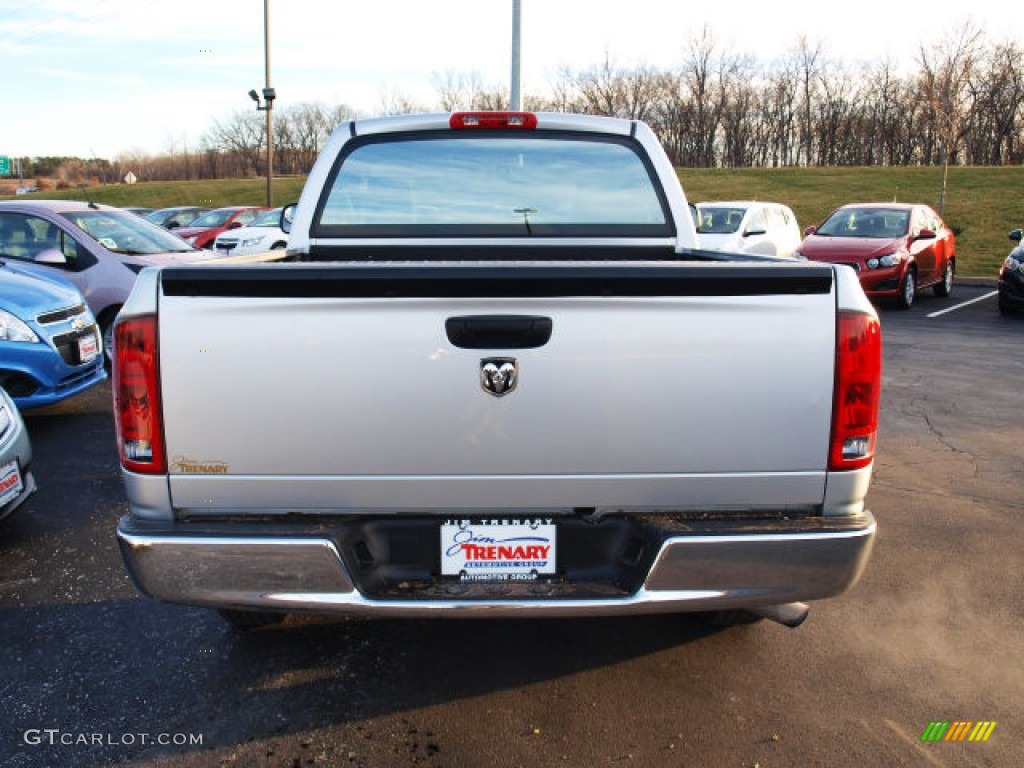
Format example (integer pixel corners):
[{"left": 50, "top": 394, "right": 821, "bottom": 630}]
[
  {"left": 227, "top": 221, "right": 243, "bottom": 230},
  {"left": 804, "top": 225, "right": 817, "bottom": 236},
  {"left": 280, "top": 203, "right": 296, "bottom": 235},
  {"left": 166, "top": 221, "right": 181, "bottom": 230},
  {"left": 743, "top": 227, "right": 767, "bottom": 237},
  {"left": 35, "top": 248, "right": 67, "bottom": 265},
  {"left": 1009, "top": 229, "right": 1023, "bottom": 242},
  {"left": 914, "top": 228, "right": 937, "bottom": 241}
]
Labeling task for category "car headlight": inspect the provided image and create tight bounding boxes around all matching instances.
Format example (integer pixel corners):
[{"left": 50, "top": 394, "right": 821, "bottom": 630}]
[
  {"left": 867, "top": 253, "right": 905, "bottom": 269},
  {"left": 1004, "top": 256, "right": 1024, "bottom": 274},
  {"left": 0, "top": 309, "right": 40, "bottom": 343},
  {"left": 240, "top": 236, "right": 266, "bottom": 247}
]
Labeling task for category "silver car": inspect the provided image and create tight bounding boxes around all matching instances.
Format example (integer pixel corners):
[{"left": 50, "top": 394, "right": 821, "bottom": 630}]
[
  {"left": 0, "top": 386, "right": 36, "bottom": 522},
  {"left": 0, "top": 201, "right": 221, "bottom": 360}
]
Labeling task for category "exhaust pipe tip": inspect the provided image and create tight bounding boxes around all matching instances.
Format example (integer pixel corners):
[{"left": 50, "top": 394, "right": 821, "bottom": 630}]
[{"left": 750, "top": 601, "right": 809, "bottom": 628}]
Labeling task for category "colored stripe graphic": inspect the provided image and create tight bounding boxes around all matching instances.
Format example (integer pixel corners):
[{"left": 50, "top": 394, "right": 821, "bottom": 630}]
[
  {"left": 969, "top": 722, "right": 997, "bottom": 742},
  {"left": 922, "top": 721, "right": 996, "bottom": 742},
  {"left": 921, "top": 722, "right": 949, "bottom": 742},
  {"left": 945, "top": 722, "right": 973, "bottom": 741}
]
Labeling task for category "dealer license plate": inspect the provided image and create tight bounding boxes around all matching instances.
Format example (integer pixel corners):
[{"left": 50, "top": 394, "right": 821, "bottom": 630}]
[
  {"left": 0, "top": 461, "right": 24, "bottom": 508},
  {"left": 441, "top": 518, "right": 556, "bottom": 581},
  {"left": 78, "top": 332, "right": 99, "bottom": 363}
]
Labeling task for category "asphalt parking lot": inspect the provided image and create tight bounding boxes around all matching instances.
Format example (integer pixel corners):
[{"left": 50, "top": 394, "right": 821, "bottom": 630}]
[{"left": 1, "top": 282, "right": 1020, "bottom": 768}]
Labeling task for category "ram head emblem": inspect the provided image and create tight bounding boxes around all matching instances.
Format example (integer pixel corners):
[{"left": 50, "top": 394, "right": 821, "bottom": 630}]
[{"left": 480, "top": 358, "right": 518, "bottom": 397}]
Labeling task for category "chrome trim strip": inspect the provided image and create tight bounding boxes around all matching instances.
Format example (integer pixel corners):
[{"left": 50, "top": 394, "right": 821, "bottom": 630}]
[{"left": 36, "top": 302, "right": 87, "bottom": 325}]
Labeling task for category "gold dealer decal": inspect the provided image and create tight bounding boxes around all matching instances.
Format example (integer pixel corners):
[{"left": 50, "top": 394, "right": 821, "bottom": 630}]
[{"left": 171, "top": 456, "right": 229, "bottom": 474}]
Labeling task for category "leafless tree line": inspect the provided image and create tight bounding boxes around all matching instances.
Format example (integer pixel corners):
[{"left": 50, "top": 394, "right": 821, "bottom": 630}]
[
  {"left": 555, "top": 25, "right": 1024, "bottom": 170},
  {"left": 45, "top": 24, "right": 1021, "bottom": 186}
]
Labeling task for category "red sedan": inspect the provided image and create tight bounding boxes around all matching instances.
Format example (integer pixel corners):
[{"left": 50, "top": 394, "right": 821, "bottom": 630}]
[
  {"left": 172, "top": 206, "right": 268, "bottom": 250},
  {"left": 796, "top": 203, "right": 955, "bottom": 309}
]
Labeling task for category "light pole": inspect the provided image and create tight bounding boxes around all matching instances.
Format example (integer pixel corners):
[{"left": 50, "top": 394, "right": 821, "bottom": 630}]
[
  {"left": 510, "top": 0, "right": 522, "bottom": 110},
  {"left": 248, "top": 0, "right": 275, "bottom": 207}
]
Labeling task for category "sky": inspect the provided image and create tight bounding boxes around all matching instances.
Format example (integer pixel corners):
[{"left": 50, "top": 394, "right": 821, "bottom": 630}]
[{"left": 0, "top": 0, "right": 1018, "bottom": 160}]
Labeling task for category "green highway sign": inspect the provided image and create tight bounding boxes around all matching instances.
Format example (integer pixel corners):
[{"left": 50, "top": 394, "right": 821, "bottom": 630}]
[{"left": 0, "top": 156, "right": 9, "bottom": 176}]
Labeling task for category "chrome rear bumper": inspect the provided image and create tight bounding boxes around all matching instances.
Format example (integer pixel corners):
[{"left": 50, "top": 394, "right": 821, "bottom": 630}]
[{"left": 116, "top": 513, "right": 875, "bottom": 618}]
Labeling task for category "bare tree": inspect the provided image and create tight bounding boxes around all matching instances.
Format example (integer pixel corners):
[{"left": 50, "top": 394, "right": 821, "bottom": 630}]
[
  {"left": 761, "top": 59, "right": 799, "bottom": 166},
  {"left": 575, "top": 54, "right": 625, "bottom": 116},
  {"left": 202, "top": 110, "right": 266, "bottom": 177},
  {"left": 917, "top": 21, "right": 984, "bottom": 212},
  {"left": 378, "top": 88, "right": 428, "bottom": 116},
  {"left": 679, "top": 26, "right": 729, "bottom": 167},
  {"left": 718, "top": 56, "right": 759, "bottom": 167},
  {"left": 793, "top": 36, "right": 824, "bottom": 165},
  {"left": 964, "top": 40, "right": 1024, "bottom": 164}
]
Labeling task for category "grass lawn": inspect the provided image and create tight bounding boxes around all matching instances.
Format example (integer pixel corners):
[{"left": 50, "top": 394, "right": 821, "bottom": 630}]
[{"left": 5, "top": 166, "right": 1019, "bottom": 277}]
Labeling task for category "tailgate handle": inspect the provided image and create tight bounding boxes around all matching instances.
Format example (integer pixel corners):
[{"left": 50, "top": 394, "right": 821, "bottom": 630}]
[{"left": 446, "top": 315, "right": 552, "bottom": 349}]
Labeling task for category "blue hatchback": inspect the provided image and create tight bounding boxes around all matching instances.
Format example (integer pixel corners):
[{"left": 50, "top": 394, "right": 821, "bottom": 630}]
[{"left": 0, "top": 263, "right": 106, "bottom": 410}]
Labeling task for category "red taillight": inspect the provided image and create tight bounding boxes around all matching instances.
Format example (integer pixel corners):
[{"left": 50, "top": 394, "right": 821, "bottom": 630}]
[
  {"left": 830, "top": 312, "right": 882, "bottom": 471},
  {"left": 450, "top": 111, "right": 538, "bottom": 130},
  {"left": 112, "top": 315, "right": 166, "bottom": 474}
]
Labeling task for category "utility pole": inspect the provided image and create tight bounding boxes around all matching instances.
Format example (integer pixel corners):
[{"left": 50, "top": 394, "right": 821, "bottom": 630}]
[
  {"left": 249, "top": 0, "right": 276, "bottom": 207},
  {"left": 263, "top": 0, "right": 274, "bottom": 208},
  {"left": 510, "top": 0, "right": 522, "bottom": 110}
]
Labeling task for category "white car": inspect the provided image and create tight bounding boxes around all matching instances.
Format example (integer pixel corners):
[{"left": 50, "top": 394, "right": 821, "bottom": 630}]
[
  {"left": 696, "top": 201, "right": 802, "bottom": 259},
  {"left": 212, "top": 208, "right": 288, "bottom": 257}
]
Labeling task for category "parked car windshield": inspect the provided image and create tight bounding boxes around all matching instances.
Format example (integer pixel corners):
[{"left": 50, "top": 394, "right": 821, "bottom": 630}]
[
  {"left": 816, "top": 208, "right": 910, "bottom": 238},
  {"left": 60, "top": 210, "right": 198, "bottom": 254},
  {"left": 697, "top": 206, "right": 746, "bottom": 234},
  {"left": 188, "top": 209, "right": 238, "bottom": 228},
  {"left": 249, "top": 208, "right": 283, "bottom": 227},
  {"left": 315, "top": 134, "right": 672, "bottom": 237}
]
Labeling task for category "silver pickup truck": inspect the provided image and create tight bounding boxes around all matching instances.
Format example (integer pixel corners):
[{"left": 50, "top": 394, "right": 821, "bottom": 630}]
[{"left": 113, "top": 112, "right": 880, "bottom": 629}]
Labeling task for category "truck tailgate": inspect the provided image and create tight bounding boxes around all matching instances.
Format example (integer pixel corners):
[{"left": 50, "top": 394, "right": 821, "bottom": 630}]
[{"left": 157, "top": 262, "right": 837, "bottom": 514}]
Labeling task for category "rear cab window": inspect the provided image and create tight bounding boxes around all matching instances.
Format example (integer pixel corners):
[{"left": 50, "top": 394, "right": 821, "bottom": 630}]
[{"left": 312, "top": 132, "right": 675, "bottom": 239}]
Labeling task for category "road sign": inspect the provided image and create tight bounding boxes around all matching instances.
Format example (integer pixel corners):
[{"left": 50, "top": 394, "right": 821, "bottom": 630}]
[{"left": 0, "top": 156, "right": 9, "bottom": 176}]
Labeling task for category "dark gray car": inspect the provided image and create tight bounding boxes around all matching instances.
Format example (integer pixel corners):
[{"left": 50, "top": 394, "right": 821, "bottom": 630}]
[{"left": 144, "top": 206, "right": 212, "bottom": 230}]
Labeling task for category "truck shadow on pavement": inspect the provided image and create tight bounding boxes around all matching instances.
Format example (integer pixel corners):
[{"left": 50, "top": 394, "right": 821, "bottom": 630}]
[{"left": 2, "top": 597, "right": 757, "bottom": 767}]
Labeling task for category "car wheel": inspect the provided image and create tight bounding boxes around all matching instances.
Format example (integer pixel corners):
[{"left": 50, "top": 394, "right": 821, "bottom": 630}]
[
  {"left": 271, "top": 242, "right": 286, "bottom": 249},
  {"left": 217, "top": 608, "right": 287, "bottom": 630},
  {"left": 98, "top": 306, "right": 122, "bottom": 368},
  {"left": 897, "top": 267, "right": 916, "bottom": 310},
  {"left": 933, "top": 260, "right": 954, "bottom": 297}
]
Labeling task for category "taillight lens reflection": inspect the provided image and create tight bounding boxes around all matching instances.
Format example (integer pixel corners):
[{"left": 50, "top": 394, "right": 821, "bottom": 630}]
[
  {"left": 830, "top": 312, "right": 882, "bottom": 471},
  {"left": 113, "top": 315, "right": 166, "bottom": 474}
]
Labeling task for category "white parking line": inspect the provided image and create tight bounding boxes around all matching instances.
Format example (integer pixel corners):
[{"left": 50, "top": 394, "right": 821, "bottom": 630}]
[{"left": 927, "top": 291, "right": 998, "bottom": 318}]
